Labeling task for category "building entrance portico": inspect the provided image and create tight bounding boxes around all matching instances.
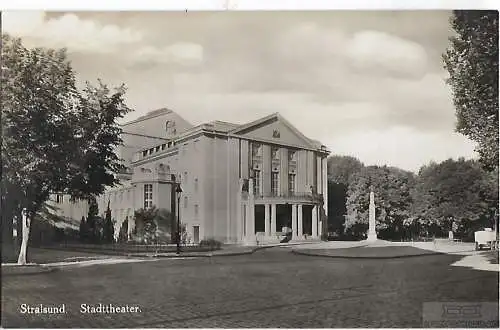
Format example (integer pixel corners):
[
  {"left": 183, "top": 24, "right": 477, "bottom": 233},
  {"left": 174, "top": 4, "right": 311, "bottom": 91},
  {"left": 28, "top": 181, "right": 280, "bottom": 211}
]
[{"left": 246, "top": 200, "right": 321, "bottom": 244}]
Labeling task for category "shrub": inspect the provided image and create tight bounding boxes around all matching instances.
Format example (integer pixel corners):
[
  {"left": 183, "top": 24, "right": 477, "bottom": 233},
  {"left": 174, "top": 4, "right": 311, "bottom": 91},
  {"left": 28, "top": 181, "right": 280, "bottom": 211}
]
[{"left": 199, "top": 239, "right": 222, "bottom": 250}]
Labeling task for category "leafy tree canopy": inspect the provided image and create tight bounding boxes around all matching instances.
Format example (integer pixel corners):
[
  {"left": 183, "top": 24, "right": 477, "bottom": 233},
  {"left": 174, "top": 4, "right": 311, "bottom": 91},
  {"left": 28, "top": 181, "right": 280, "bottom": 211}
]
[
  {"left": 327, "top": 155, "right": 364, "bottom": 185},
  {"left": 345, "top": 165, "right": 415, "bottom": 240},
  {"left": 1, "top": 35, "right": 131, "bottom": 220},
  {"left": 443, "top": 10, "right": 499, "bottom": 171},
  {"left": 413, "top": 158, "right": 498, "bottom": 236}
]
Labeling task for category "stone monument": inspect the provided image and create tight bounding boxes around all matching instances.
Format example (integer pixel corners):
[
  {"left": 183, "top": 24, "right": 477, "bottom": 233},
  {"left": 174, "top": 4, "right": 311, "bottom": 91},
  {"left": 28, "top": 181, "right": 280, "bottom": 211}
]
[{"left": 367, "top": 189, "right": 378, "bottom": 242}]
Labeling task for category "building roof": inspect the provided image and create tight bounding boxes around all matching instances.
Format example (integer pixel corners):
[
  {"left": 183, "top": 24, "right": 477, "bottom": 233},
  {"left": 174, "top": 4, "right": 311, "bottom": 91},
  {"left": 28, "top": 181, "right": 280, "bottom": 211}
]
[
  {"left": 206, "top": 120, "right": 241, "bottom": 132},
  {"left": 121, "top": 108, "right": 173, "bottom": 126}
]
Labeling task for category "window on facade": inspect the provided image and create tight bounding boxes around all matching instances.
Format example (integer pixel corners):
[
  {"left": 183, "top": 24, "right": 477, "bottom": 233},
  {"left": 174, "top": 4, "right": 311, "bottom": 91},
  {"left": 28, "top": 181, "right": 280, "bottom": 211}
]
[
  {"left": 253, "top": 170, "right": 261, "bottom": 195},
  {"left": 120, "top": 192, "right": 123, "bottom": 202},
  {"left": 144, "top": 184, "right": 153, "bottom": 209},
  {"left": 288, "top": 150, "right": 296, "bottom": 161},
  {"left": 194, "top": 204, "right": 199, "bottom": 216},
  {"left": 271, "top": 146, "right": 280, "bottom": 160},
  {"left": 149, "top": 148, "right": 154, "bottom": 155},
  {"left": 194, "top": 178, "right": 199, "bottom": 192},
  {"left": 193, "top": 139, "right": 199, "bottom": 151},
  {"left": 271, "top": 172, "right": 279, "bottom": 196},
  {"left": 142, "top": 150, "right": 148, "bottom": 157},
  {"left": 184, "top": 171, "right": 188, "bottom": 185},
  {"left": 161, "top": 144, "right": 166, "bottom": 150},
  {"left": 155, "top": 146, "right": 160, "bottom": 152},
  {"left": 288, "top": 174, "right": 296, "bottom": 194},
  {"left": 184, "top": 196, "right": 188, "bottom": 209}
]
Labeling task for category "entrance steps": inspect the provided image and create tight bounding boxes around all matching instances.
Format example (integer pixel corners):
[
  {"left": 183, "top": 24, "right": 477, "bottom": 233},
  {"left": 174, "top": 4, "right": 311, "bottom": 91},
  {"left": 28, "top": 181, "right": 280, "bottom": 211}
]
[{"left": 243, "top": 233, "right": 322, "bottom": 246}]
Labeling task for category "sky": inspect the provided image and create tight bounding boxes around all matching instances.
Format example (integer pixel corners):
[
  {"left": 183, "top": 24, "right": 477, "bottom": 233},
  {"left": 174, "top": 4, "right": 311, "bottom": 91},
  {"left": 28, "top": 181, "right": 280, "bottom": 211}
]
[{"left": 2, "top": 10, "right": 478, "bottom": 172}]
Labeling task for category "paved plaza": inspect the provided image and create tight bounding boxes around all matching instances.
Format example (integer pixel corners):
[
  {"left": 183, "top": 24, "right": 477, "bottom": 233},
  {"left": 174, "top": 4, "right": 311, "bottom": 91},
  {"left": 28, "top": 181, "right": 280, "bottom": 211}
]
[{"left": 2, "top": 247, "right": 499, "bottom": 328}]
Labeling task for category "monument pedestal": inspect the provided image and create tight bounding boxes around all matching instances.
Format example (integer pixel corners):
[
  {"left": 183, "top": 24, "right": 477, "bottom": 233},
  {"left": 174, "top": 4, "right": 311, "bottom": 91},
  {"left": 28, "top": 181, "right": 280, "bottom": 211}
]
[{"left": 367, "top": 189, "right": 378, "bottom": 242}]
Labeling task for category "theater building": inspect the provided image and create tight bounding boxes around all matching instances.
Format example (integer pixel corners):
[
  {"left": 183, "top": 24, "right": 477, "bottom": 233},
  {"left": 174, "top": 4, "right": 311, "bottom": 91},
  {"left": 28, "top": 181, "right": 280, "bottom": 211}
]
[{"left": 51, "top": 108, "right": 330, "bottom": 245}]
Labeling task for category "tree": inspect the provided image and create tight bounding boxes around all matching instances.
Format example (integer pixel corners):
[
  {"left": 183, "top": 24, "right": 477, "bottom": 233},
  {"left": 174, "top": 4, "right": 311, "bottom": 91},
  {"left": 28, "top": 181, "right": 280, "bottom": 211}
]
[
  {"left": 118, "top": 217, "right": 129, "bottom": 243},
  {"left": 132, "top": 207, "right": 176, "bottom": 244},
  {"left": 413, "top": 158, "right": 498, "bottom": 240},
  {"left": 79, "top": 216, "right": 87, "bottom": 243},
  {"left": 1, "top": 35, "right": 130, "bottom": 264},
  {"left": 86, "top": 197, "right": 99, "bottom": 243},
  {"left": 326, "top": 155, "right": 364, "bottom": 235},
  {"left": 345, "top": 165, "right": 415, "bottom": 240},
  {"left": 327, "top": 155, "right": 364, "bottom": 185},
  {"left": 443, "top": 11, "right": 499, "bottom": 171},
  {"left": 103, "top": 202, "right": 114, "bottom": 244}
]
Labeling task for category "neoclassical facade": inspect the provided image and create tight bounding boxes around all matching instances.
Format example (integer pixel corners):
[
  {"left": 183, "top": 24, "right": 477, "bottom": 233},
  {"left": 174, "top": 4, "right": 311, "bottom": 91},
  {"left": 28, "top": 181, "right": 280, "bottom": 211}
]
[{"left": 51, "top": 108, "right": 329, "bottom": 245}]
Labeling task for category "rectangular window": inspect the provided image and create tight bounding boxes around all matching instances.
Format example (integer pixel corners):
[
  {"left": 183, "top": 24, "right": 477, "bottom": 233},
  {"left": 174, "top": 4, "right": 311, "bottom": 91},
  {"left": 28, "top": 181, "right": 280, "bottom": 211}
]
[
  {"left": 288, "top": 174, "right": 296, "bottom": 194},
  {"left": 194, "top": 178, "right": 199, "bottom": 192},
  {"left": 271, "top": 172, "right": 279, "bottom": 196},
  {"left": 144, "top": 184, "right": 153, "bottom": 209},
  {"left": 254, "top": 170, "right": 261, "bottom": 195},
  {"left": 142, "top": 150, "right": 148, "bottom": 157},
  {"left": 184, "top": 171, "right": 188, "bottom": 185},
  {"left": 184, "top": 196, "right": 188, "bottom": 209},
  {"left": 194, "top": 204, "right": 199, "bottom": 216},
  {"left": 161, "top": 144, "right": 166, "bottom": 150},
  {"left": 155, "top": 146, "right": 160, "bottom": 152}
]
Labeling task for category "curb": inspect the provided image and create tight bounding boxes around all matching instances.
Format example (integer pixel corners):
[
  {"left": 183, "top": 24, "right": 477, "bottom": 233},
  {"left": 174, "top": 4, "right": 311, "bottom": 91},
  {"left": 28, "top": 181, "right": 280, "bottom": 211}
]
[{"left": 291, "top": 249, "right": 446, "bottom": 259}]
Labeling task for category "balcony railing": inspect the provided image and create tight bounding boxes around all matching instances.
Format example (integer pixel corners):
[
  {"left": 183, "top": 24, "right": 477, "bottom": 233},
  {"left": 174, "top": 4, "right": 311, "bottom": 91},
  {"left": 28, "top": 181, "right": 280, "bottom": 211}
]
[{"left": 252, "top": 191, "right": 324, "bottom": 202}]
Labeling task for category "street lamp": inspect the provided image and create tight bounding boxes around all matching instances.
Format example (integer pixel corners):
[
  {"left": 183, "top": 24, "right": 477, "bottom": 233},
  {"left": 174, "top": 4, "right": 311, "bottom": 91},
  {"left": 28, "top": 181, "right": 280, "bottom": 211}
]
[{"left": 175, "top": 183, "right": 183, "bottom": 255}]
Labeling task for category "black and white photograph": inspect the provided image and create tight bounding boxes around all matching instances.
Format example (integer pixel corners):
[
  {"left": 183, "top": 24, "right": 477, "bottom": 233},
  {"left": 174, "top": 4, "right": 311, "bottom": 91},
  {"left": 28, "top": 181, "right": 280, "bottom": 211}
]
[{"left": 1, "top": 1, "right": 499, "bottom": 328}]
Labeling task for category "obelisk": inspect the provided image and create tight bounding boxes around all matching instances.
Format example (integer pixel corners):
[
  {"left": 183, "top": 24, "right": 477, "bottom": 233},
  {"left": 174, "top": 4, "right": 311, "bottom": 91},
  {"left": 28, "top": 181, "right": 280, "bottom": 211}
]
[{"left": 367, "top": 189, "right": 377, "bottom": 241}]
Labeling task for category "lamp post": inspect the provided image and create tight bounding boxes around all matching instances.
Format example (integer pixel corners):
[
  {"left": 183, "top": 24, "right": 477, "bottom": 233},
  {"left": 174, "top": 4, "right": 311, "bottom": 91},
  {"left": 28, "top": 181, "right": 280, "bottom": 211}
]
[{"left": 175, "top": 183, "right": 183, "bottom": 255}]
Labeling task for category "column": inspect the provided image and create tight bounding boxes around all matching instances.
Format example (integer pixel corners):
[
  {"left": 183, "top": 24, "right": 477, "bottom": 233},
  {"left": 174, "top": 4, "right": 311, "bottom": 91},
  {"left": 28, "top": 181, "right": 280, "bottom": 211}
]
[
  {"left": 248, "top": 179, "right": 255, "bottom": 237},
  {"left": 271, "top": 204, "right": 277, "bottom": 235},
  {"left": 316, "top": 155, "right": 322, "bottom": 194},
  {"left": 312, "top": 205, "right": 318, "bottom": 237},
  {"left": 265, "top": 204, "right": 270, "bottom": 236},
  {"left": 245, "top": 202, "right": 252, "bottom": 238},
  {"left": 321, "top": 156, "right": 328, "bottom": 238},
  {"left": 292, "top": 204, "right": 298, "bottom": 239},
  {"left": 237, "top": 179, "right": 243, "bottom": 241},
  {"left": 322, "top": 157, "right": 328, "bottom": 216},
  {"left": 297, "top": 204, "right": 303, "bottom": 238}
]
